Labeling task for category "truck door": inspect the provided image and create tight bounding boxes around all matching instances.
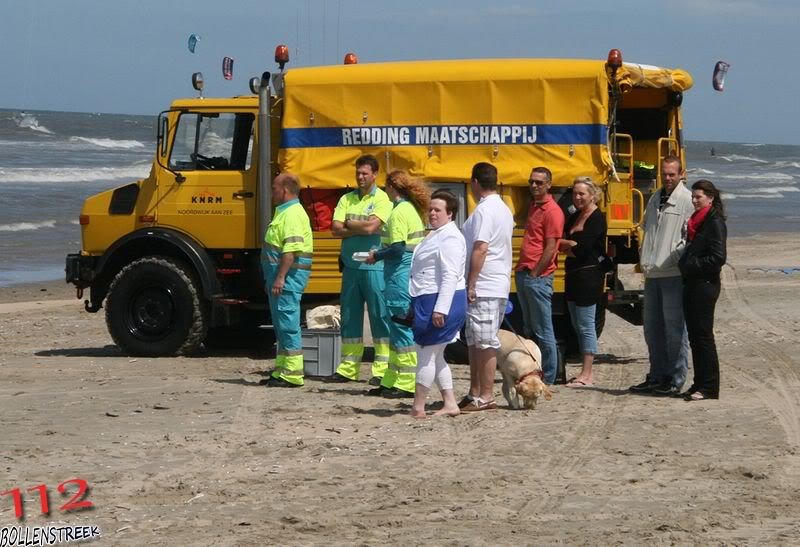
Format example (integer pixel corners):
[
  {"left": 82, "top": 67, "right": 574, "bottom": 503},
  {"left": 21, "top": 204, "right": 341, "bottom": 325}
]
[{"left": 159, "top": 111, "right": 257, "bottom": 249}]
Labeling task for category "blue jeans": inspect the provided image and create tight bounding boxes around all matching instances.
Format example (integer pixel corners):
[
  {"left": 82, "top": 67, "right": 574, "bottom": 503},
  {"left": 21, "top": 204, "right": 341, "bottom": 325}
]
[
  {"left": 515, "top": 271, "right": 558, "bottom": 384},
  {"left": 643, "top": 276, "right": 689, "bottom": 388},
  {"left": 567, "top": 301, "right": 597, "bottom": 355}
]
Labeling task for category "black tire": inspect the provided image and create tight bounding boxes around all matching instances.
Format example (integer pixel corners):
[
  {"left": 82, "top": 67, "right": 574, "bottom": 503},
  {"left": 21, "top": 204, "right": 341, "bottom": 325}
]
[{"left": 105, "top": 257, "right": 208, "bottom": 356}]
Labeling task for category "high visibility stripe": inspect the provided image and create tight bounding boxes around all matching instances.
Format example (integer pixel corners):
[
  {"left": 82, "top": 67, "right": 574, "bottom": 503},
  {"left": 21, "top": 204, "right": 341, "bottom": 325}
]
[
  {"left": 279, "top": 369, "right": 305, "bottom": 377},
  {"left": 342, "top": 338, "right": 363, "bottom": 345},
  {"left": 284, "top": 236, "right": 305, "bottom": 243},
  {"left": 336, "top": 360, "right": 361, "bottom": 380},
  {"left": 391, "top": 344, "right": 416, "bottom": 354},
  {"left": 373, "top": 354, "right": 389, "bottom": 362},
  {"left": 388, "top": 363, "right": 417, "bottom": 373},
  {"left": 373, "top": 338, "right": 390, "bottom": 345},
  {"left": 283, "top": 349, "right": 303, "bottom": 356},
  {"left": 264, "top": 250, "right": 312, "bottom": 260},
  {"left": 407, "top": 230, "right": 426, "bottom": 239},
  {"left": 345, "top": 213, "right": 371, "bottom": 221},
  {"left": 264, "top": 256, "right": 313, "bottom": 267}
]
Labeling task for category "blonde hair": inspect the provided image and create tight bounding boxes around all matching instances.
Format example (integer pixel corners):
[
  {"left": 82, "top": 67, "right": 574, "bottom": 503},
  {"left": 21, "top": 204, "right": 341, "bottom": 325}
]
[
  {"left": 386, "top": 169, "right": 430, "bottom": 220},
  {"left": 572, "top": 176, "right": 600, "bottom": 204}
]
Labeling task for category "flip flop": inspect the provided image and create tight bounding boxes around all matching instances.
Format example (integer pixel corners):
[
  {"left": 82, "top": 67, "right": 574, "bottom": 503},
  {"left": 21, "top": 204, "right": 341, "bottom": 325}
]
[
  {"left": 460, "top": 399, "right": 498, "bottom": 412},
  {"left": 566, "top": 379, "right": 593, "bottom": 388},
  {"left": 684, "top": 391, "right": 717, "bottom": 401}
]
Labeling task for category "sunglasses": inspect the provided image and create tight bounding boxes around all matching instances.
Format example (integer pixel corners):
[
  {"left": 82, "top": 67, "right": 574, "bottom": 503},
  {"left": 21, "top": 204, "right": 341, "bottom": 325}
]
[{"left": 528, "top": 179, "right": 548, "bottom": 185}]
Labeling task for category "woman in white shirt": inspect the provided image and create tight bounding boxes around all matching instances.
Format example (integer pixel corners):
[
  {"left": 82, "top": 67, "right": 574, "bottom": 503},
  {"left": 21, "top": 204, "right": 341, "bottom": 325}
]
[{"left": 408, "top": 190, "right": 467, "bottom": 417}]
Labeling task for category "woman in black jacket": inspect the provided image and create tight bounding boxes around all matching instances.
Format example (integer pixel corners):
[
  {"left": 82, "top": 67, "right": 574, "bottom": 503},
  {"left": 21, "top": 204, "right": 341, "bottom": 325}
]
[
  {"left": 679, "top": 179, "right": 727, "bottom": 401},
  {"left": 558, "top": 177, "right": 607, "bottom": 388}
]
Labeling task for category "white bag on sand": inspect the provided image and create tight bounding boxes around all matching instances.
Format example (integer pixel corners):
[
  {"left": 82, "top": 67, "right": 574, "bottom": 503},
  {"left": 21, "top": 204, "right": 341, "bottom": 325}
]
[{"left": 306, "top": 305, "right": 341, "bottom": 329}]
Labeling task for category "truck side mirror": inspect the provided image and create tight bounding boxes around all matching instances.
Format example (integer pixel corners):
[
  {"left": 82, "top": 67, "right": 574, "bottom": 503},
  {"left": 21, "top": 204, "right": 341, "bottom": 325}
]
[
  {"left": 156, "top": 110, "right": 185, "bottom": 183},
  {"left": 158, "top": 115, "right": 169, "bottom": 157}
]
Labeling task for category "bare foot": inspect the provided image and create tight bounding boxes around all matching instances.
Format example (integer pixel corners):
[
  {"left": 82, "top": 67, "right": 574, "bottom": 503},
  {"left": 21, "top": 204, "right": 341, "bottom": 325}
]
[
  {"left": 432, "top": 406, "right": 460, "bottom": 417},
  {"left": 409, "top": 409, "right": 428, "bottom": 419}
]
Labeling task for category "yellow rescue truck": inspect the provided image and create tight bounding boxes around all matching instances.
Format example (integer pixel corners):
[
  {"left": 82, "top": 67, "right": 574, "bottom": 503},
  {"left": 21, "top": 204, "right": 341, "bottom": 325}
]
[{"left": 65, "top": 48, "right": 692, "bottom": 356}]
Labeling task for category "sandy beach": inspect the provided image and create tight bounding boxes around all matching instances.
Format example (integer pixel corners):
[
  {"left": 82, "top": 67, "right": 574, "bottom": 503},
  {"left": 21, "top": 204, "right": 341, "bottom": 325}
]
[{"left": 1, "top": 233, "right": 799, "bottom": 546}]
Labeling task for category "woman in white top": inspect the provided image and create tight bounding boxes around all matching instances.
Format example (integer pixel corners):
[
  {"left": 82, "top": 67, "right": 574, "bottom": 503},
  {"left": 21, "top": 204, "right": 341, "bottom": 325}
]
[{"left": 408, "top": 190, "right": 467, "bottom": 417}]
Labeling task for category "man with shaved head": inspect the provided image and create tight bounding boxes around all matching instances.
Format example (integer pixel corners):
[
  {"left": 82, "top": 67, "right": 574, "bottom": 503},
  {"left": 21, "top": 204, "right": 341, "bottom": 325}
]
[{"left": 261, "top": 172, "right": 313, "bottom": 387}]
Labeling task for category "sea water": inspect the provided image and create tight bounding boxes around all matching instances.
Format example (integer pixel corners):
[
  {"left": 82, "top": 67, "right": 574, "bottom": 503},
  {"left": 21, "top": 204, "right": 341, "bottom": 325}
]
[
  {"left": 1, "top": 110, "right": 153, "bottom": 286},
  {"left": 0, "top": 108, "right": 798, "bottom": 287}
]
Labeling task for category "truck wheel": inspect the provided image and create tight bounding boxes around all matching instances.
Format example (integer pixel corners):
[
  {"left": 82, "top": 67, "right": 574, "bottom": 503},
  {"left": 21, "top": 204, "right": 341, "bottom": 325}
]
[{"left": 105, "top": 257, "right": 208, "bottom": 356}]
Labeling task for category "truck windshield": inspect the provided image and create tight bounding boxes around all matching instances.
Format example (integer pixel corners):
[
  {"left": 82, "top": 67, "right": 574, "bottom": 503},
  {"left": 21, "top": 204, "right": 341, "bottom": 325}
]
[{"left": 169, "top": 112, "right": 254, "bottom": 171}]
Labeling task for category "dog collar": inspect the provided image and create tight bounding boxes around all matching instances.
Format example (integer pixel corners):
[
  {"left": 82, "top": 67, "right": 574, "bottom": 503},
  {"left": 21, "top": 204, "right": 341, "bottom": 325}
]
[{"left": 515, "top": 370, "right": 543, "bottom": 386}]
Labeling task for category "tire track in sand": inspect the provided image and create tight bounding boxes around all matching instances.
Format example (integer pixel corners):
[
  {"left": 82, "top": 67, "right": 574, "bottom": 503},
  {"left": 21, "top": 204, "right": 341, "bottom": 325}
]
[
  {"left": 519, "top": 325, "right": 632, "bottom": 517},
  {"left": 719, "top": 265, "right": 800, "bottom": 451}
]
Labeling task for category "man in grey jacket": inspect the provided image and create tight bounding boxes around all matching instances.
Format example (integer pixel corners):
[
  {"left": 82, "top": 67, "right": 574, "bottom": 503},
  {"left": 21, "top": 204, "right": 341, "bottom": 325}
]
[{"left": 630, "top": 155, "right": 694, "bottom": 396}]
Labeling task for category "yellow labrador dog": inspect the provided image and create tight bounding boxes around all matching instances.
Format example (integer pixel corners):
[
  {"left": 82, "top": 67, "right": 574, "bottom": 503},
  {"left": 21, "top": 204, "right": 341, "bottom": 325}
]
[{"left": 497, "top": 329, "right": 553, "bottom": 410}]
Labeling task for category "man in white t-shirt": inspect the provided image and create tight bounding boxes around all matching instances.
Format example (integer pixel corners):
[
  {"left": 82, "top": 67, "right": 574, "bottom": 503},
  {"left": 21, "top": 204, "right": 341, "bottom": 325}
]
[{"left": 460, "top": 162, "right": 515, "bottom": 412}]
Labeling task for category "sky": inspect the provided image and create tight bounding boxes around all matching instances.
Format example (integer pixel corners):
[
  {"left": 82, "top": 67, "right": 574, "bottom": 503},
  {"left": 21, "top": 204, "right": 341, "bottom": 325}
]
[{"left": 1, "top": 0, "right": 798, "bottom": 145}]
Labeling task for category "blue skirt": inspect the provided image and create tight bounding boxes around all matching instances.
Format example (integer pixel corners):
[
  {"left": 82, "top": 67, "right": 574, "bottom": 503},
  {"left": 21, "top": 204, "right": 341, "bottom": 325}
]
[{"left": 411, "top": 289, "right": 467, "bottom": 346}]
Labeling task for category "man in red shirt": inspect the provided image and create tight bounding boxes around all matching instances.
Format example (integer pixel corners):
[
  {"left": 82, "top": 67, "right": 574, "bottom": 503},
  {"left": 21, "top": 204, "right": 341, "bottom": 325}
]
[{"left": 514, "top": 166, "right": 564, "bottom": 384}]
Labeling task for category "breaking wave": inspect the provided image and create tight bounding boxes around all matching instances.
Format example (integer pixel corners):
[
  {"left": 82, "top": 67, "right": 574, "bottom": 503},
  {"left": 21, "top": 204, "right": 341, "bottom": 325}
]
[
  {"left": 0, "top": 165, "right": 151, "bottom": 184},
  {"left": 14, "top": 113, "right": 55, "bottom": 135},
  {"left": 68, "top": 136, "right": 146, "bottom": 149},
  {"left": 688, "top": 168, "right": 715, "bottom": 175},
  {"left": 724, "top": 193, "right": 784, "bottom": 200},
  {"left": 718, "top": 154, "right": 770, "bottom": 164},
  {"left": 714, "top": 172, "right": 795, "bottom": 182},
  {"left": 0, "top": 220, "right": 57, "bottom": 232}
]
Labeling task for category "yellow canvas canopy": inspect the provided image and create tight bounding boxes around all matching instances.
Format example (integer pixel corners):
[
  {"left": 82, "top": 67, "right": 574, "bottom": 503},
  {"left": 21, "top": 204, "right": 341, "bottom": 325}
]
[
  {"left": 278, "top": 59, "right": 606, "bottom": 187},
  {"left": 277, "top": 58, "right": 691, "bottom": 188}
]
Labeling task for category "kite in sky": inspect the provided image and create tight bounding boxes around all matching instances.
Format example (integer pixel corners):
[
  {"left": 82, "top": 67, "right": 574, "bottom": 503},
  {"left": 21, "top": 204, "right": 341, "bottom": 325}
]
[
  {"left": 713, "top": 61, "right": 730, "bottom": 92},
  {"left": 188, "top": 34, "right": 200, "bottom": 54},
  {"left": 222, "top": 56, "right": 234, "bottom": 80}
]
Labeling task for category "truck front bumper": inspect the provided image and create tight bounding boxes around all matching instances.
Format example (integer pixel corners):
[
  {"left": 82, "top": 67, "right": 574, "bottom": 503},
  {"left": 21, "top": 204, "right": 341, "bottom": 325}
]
[{"left": 65, "top": 253, "right": 97, "bottom": 288}]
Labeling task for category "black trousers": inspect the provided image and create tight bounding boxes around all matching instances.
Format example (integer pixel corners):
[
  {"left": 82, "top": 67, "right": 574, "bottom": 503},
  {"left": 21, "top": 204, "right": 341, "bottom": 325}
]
[{"left": 683, "top": 278, "right": 721, "bottom": 397}]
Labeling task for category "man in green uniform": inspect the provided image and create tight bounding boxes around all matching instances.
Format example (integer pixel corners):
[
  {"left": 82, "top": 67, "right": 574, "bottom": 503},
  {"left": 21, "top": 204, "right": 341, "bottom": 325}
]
[
  {"left": 331, "top": 155, "right": 393, "bottom": 384},
  {"left": 261, "top": 173, "right": 313, "bottom": 387}
]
